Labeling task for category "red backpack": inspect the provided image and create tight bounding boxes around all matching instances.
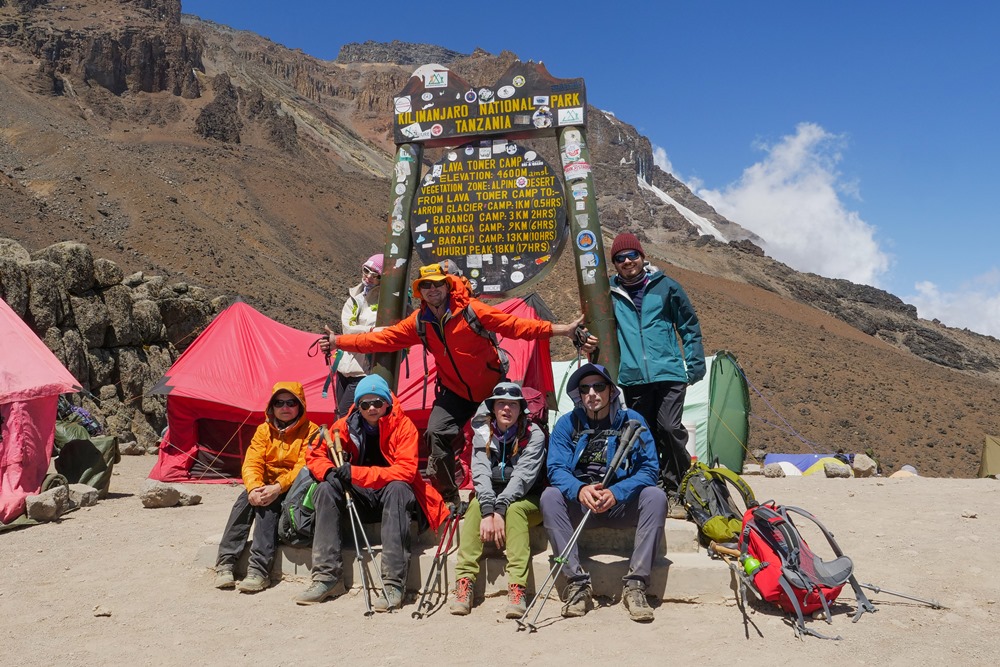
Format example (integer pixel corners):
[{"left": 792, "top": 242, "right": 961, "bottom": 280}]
[{"left": 737, "top": 502, "right": 875, "bottom": 639}]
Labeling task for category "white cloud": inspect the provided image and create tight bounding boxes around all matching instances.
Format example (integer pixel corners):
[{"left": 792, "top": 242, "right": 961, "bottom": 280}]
[
  {"left": 906, "top": 272, "right": 1000, "bottom": 338},
  {"left": 695, "top": 122, "right": 891, "bottom": 287},
  {"left": 651, "top": 144, "right": 674, "bottom": 176}
]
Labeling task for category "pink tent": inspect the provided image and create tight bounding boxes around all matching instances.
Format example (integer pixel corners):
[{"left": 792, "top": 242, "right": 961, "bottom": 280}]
[
  {"left": 149, "top": 297, "right": 555, "bottom": 483},
  {"left": 0, "top": 298, "right": 81, "bottom": 523}
]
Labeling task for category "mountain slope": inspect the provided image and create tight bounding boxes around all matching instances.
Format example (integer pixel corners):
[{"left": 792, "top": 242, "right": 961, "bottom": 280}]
[{"left": 1, "top": 1, "right": 999, "bottom": 476}]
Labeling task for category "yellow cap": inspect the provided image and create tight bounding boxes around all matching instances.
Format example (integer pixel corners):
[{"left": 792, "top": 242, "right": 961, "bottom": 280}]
[{"left": 411, "top": 264, "right": 449, "bottom": 295}]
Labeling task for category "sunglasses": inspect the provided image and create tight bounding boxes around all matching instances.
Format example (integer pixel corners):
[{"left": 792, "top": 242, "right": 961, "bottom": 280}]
[
  {"left": 492, "top": 385, "right": 522, "bottom": 398},
  {"left": 418, "top": 280, "right": 446, "bottom": 291},
  {"left": 358, "top": 398, "right": 386, "bottom": 410},
  {"left": 613, "top": 250, "right": 641, "bottom": 263},
  {"left": 271, "top": 399, "right": 299, "bottom": 408},
  {"left": 362, "top": 266, "right": 381, "bottom": 278},
  {"left": 578, "top": 382, "right": 609, "bottom": 395}
]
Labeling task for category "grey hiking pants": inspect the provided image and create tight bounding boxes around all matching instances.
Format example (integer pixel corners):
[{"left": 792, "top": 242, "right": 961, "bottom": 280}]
[
  {"left": 310, "top": 478, "right": 418, "bottom": 589},
  {"left": 539, "top": 484, "right": 668, "bottom": 587}
]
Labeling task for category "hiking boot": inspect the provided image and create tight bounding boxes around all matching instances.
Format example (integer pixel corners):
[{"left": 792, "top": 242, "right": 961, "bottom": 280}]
[
  {"left": 667, "top": 493, "right": 688, "bottom": 520},
  {"left": 449, "top": 577, "right": 474, "bottom": 616},
  {"left": 373, "top": 584, "right": 404, "bottom": 613},
  {"left": 295, "top": 579, "right": 346, "bottom": 605},
  {"left": 238, "top": 570, "right": 270, "bottom": 593},
  {"left": 505, "top": 583, "right": 528, "bottom": 619},
  {"left": 561, "top": 580, "right": 594, "bottom": 618},
  {"left": 622, "top": 582, "right": 655, "bottom": 622},
  {"left": 213, "top": 567, "right": 235, "bottom": 590}
]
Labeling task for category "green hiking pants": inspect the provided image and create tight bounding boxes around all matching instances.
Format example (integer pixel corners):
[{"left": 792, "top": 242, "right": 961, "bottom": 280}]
[{"left": 455, "top": 495, "right": 542, "bottom": 586}]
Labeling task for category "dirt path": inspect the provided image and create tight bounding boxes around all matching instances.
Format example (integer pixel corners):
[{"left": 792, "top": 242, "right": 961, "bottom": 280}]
[{"left": 3, "top": 456, "right": 997, "bottom": 666}]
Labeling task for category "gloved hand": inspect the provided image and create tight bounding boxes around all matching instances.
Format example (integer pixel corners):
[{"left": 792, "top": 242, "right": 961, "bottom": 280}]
[{"left": 325, "top": 463, "right": 352, "bottom": 486}]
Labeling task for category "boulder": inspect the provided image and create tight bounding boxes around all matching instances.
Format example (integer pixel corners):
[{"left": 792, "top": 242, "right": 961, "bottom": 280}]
[
  {"left": 176, "top": 486, "right": 202, "bottom": 506},
  {"left": 68, "top": 483, "right": 100, "bottom": 507},
  {"left": 852, "top": 453, "right": 878, "bottom": 478},
  {"left": 24, "top": 259, "right": 68, "bottom": 331},
  {"left": 102, "top": 284, "right": 140, "bottom": 346},
  {"left": 26, "top": 485, "right": 71, "bottom": 521},
  {"left": 93, "top": 257, "right": 124, "bottom": 288},
  {"left": 742, "top": 463, "right": 762, "bottom": 476},
  {"left": 140, "top": 479, "right": 181, "bottom": 508},
  {"left": 119, "top": 440, "right": 146, "bottom": 456},
  {"left": 32, "top": 241, "right": 95, "bottom": 295},
  {"left": 70, "top": 295, "right": 111, "bottom": 348},
  {"left": 763, "top": 463, "right": 786, "bottom": 478},
  {"left": 87, "top": 348, "right": 117, "bottom": 388},
  {"left": 60, "top": 328, "right": 88, "bottom": 387},
  {"left": 824, "top": 461, "right": 853, "bottom": 478},
  {"left": 0, "top": 257, "right": 29, "bottom": 316},
  {"left": 132, "top": 298, "right": 166, "bottom": 343},
  {"left": 0, "top": 237, "right": 31, "bottom": 263}
]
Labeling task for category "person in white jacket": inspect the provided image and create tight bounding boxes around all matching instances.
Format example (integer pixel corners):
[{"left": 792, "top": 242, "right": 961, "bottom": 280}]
[
  {"left": 448, "top": 382, "right": 547, "bottom": 619},
  {"left": 335, "top": 254, "right": 382, "bottom": 418}
]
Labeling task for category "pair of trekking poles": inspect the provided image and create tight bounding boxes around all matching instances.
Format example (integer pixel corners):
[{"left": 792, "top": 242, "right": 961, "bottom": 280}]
[{"left": 318, "top": 425, "right": 386, "bottom": 617}]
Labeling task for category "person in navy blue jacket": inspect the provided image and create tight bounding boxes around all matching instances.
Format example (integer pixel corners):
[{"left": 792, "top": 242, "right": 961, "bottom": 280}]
[
  {"left": 608, "top": 232, "right": 705, "bottom": 517},
  {"left": 540, "top": 363, "right": 667, "bottom": 622}
]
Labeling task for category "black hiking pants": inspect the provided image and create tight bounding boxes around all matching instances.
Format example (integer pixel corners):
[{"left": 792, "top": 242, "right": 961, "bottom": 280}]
[
  {"left": 424, "top": 386, "right": 479, "bottom": 504},
  {"left": 216, "top": 489, "right": 284, "bottom": 577},
  {"left": 310, "top": 478, "right": 418, "bottom": 589},
  {"left": 623, "top": 381, "right": 690, "bottom": 494}
]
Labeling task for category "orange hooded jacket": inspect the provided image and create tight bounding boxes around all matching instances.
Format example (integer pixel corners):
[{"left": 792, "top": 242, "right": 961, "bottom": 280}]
[
  {"left": 305, "top": 394, "right": 448, "bottom": 530},
  {"left": 241, "top": 382, "right": 318, "bottom": 493},
  {"left": 336, "top": 274, "right": 553, "bottom": 403}
]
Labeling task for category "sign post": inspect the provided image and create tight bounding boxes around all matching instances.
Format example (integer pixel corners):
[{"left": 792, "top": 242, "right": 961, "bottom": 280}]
[{"left": 374, "top": 60, "right": 620, "bottom": 386}]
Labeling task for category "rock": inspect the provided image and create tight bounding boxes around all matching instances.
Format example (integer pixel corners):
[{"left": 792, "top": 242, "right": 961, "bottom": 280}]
[
  {"left": 742, "top": 463, "right": 762, "bottom": 476},
  {"left": 132, "top": 299, "right": 166, "bottom": 343},
  {"left": 60, "top": 328, "right": 88, "bottom": 386},
  {"left": 751, "top": 448, "right": 767, "bottom": 461},
  {"left": 763, "top": 463, "right": 786, "bottom": 478},
  {"left": 93, "top": 257, "right": 124, "bottom": 288},
  {"left": 26, "top": 486, "right": 70, "bottom": 521},
  {"left": 962, "top": 510, "right": 977, "bottom": 519},
  {"left": 0, "top": 257, "right": 29, "bottom": 316},
  {"left": 122, "top": 271, "right": 145, "bottom": 288},
  {"left": 852, "top": 453, "right": 878, "bottom": 478},
  {"left": 32, "top": 241, "right": 95, "bottom": 295},
  {"left": 102, "top": 284, "right": 140, "bottom": 346},
  {"left": 68, "top": 483, "right": 100, "bottom": 507},
  {"left": 176, "top": 487, "right": 202, "bottom": 506},
  {"left": 0, "top": 237, "right": 32, "bottom": 263},
  {"left": 119, "top": 440, "right": 145, "bottom": 456},
  {"left": 70, "top": 295, "right": 111, "bottom": 348},
  {"left": 24, "top": 259, "right": 68, "bottom": 331},
  {"left": 140, "top": 479, "right": 181, "bottom": 508},
  {"left": 824, "top": 462, "right": 853, "bottom": 478}
]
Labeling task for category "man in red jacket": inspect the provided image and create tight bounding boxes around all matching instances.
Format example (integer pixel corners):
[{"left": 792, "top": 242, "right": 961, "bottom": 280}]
[
  {"left": 295, "top": 374, "right": 448, "bottom": 610},
  {"left": 321, "top": 262, "right": 595, "bottom": 510}
]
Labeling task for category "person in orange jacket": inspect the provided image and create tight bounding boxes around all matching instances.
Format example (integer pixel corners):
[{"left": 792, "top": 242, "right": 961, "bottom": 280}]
[
  {"left": 295, "top": 374, "right": 447, "bottom": 610},
  {"left": 213, "top": 382, "right": 318, "bottom": 593},
  {"left": 320, "top": 262, "right": 596, "bottom": 509}
]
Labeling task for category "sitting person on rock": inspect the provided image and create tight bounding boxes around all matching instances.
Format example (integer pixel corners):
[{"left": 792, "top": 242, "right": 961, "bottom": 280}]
[
  {"left": 449, "top": 381, "right": 547, "bottom": 619},
  {"left": 541, "top": 363, "right": 666, "bottom": 622},
  {"left": 214, "top": 382, "right": 317, "bottom": 593},
  {"left": 296, "top": 374, "right": 448, "bottom": 610}
]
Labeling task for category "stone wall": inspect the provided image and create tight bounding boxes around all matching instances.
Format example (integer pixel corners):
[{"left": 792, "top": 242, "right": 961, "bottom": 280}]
[{"left": 0, "top": 238, "right": 223, "bottom": 453}]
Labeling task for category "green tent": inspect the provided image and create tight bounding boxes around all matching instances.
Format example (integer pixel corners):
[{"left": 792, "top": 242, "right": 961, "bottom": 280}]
[
  {"left": 979, "top": 436, "right": 1000, "bottom": 478},
  {"left": 705, "top": 350, "right": 751, "bottom": 473}
]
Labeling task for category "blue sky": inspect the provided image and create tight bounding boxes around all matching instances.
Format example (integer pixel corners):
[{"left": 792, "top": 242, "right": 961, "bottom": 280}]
[{"left": 183, "top": 1, "right": 1000, "bottom": 337}]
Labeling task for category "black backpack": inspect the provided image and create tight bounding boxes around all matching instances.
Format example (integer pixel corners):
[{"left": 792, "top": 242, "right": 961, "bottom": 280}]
[
  {"left": 415, "top": 304, "right": 510, "bottom": 378},
  {"left": 277, "top": 467, "right": 319, "bottom": 547}
]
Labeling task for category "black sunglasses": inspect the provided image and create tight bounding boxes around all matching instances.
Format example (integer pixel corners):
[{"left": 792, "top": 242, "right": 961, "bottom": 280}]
[
  {"left": 578, "top": 382, "right": 609, "bottom": 394},
  {"left": 358, "top": 398, "right": 386, "bottom": 410},
  {"left": 613, "top": 250, "right": 641, "bottom": 263},
  {"left": 271, "top": 398, "right": 298, "bottom": 408},
  {"left": 492, "top": 385, "right": 522, "bottom": 398}
]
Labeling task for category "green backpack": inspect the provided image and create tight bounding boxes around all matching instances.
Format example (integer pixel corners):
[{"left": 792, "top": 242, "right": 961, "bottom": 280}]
[{"left": 680, "top": 461, "right": 756, "bottom": 546}]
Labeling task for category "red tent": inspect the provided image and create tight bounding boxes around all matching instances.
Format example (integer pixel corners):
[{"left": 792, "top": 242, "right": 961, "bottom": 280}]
[
  {"left": 0, "top": 298, "right": 81, "bottom": 523},
  {"left": 148, "top": 297, "right": 554, "bottom": 483}
]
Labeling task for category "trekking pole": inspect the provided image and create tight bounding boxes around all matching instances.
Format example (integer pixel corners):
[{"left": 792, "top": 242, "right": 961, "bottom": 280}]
[
  {"left": 321, "top": 427, "right": 383, "bottom": 616},
  {"left": 860, "top": 583, "right": 945, "bottom": 610},
  {"left": 411, "top": 512, "right": 461, "bottom": 619},
  {"left": 516, "top": 419, "right": 646, "bottom": 632}
]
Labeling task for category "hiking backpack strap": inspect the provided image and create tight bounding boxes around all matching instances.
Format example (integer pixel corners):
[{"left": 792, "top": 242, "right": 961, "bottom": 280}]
[
  {"left": 708, "top": 466, "right": 758, "bottom": 510},
  {"left": 461, "top": 304, "right": 510, "bottom": 379}
]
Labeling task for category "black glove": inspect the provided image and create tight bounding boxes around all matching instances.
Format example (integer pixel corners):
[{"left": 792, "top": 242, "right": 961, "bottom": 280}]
[{"left": 325, "top": 463, "right": 352, "bottom": 486}]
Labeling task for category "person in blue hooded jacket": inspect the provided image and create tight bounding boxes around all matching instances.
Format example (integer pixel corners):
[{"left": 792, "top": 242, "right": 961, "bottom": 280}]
[
  {"left": 608, "top": 232, "right": 705, "bottom": 516},
  {"left": 540, "top": 363, "right": 667, "bottom": 623}
]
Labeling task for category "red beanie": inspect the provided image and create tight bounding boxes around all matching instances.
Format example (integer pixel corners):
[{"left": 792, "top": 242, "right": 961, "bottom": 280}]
[{"left": 610, "top": 233, "right": 644, "bottom": 258}]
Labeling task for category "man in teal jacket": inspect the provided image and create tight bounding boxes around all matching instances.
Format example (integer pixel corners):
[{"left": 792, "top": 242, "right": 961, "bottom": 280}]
[{"left": 608, "top": 233, "right": 705, "bottom": 516}]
